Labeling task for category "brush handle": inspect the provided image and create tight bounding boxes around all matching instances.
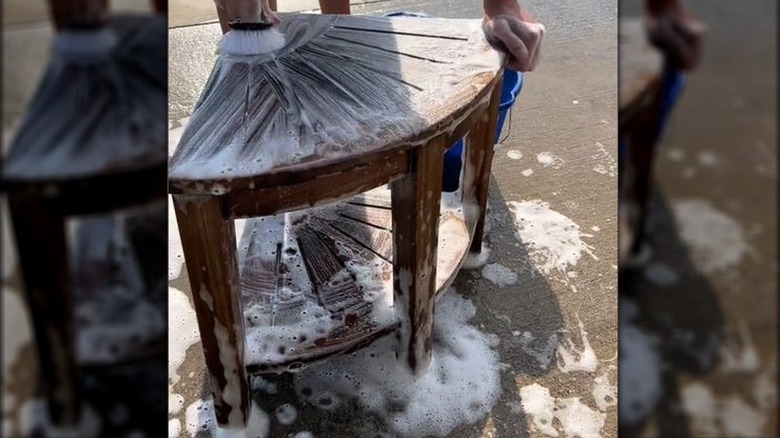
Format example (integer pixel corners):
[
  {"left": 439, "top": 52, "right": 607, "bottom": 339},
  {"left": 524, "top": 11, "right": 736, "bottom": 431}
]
[{"left": 228, "top": 21, "right": 274, "bottom": 31}]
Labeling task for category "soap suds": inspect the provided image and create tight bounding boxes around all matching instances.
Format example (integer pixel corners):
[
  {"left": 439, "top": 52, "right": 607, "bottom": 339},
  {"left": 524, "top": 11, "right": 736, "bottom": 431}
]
[
  {"left": 618, "top": 299, "right": 662, "bottom": 426},
  {"left": 536, "top": 152, "right": 564, "bottom": 169},
  {"left": 508, "top": 200, "right": 597, "bottom": 277},
  {"left": 462, "top": 243, "right": 491, "bottom": 270},
  {"left": 519, "top": 383, "right": 606, "bottom": 438},
  {"left": 506, "top": 150, "right": 522, "bottom": 160},
  {"left": 592, "top": 366, "right": 617, "bottom": 412},
  {"left": 293, "top": 289, "right": 501, "bottom": 437},
  {"left": 274, "top": 404, "right": 297, "bottom": 426},
  {"left": 521, "top": 169, "right": 534, "bottom": 176},
  {"left": 169, "top": 419, "right": 181, "bottom": 438},
  {"left": 480, "top": 263, "right": 518, "bottom": 287},
  {"left": 556, "top": 316, "right": 598, "bottom": 373},
  {"left": 518, "top": 384, "right": 557, "bottom": 436},
  {"left": 185, "top": 399, "right": 269, "bottom": 438},
  {"left": 643, "top": 261, "right": 679, "bottom": 288},
  {"left": 168, "top": 197, "right": 184, "bottom": 281},
  {"left": 517, "top": 332, "right": 558, "bottom": 371},
  {"left": 672, "top": 199, "right": 749, "bottom": 273}
]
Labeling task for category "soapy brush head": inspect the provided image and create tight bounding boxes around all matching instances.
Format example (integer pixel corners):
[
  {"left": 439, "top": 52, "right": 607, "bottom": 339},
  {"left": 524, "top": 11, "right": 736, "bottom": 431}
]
[{"left": 219, "top": 19, "right": 286, "bottom": 55}]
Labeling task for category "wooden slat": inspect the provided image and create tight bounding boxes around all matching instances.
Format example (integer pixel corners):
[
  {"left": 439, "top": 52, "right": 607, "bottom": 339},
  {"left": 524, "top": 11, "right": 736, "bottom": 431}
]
[
  {"left": 329, "top": 215, "right": 393, "bottom": 262},
  {"left": 337, "top": 203, "right": 393, "bottom": 230}
]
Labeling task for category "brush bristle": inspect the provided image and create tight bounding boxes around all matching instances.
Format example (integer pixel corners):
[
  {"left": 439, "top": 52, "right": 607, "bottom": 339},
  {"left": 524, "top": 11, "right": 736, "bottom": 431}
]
[{"left": 218, "top": 28, "right": 286, "bottom": 55}]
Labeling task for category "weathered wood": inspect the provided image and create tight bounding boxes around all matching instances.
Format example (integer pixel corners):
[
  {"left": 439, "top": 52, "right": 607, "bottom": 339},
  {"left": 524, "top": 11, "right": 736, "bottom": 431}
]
[
  {"left": 172, "top": 195, "right": 249, "bottom": 428},
  {"left": 468, "top": 79, "right": 502, "bottom": 252},
  {"left": 167, "top": 14, "right": 502, "bottom": 195},
  {"left": 390, "top": 135, "right": 446, "bottom": 374},
  {"left": 7, "top": 197, "right": 80, "bottom": 427},
  {"left": 224, "top": 149, "right": 408, "bottom": 218}
]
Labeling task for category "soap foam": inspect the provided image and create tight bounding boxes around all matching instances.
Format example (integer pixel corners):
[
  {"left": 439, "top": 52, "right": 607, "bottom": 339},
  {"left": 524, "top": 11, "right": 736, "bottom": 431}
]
[
  {"left": 274, "top": 404, "right": 297, "bottom": 426},
  {"left": 672, "top": 199, "right": 749, "bottom": 273},
  {"left": 556, "top": 316, "right": 598, "bottom": 373},
  {"left": 536, "top": 152, "right": 564, "bottom": 169},
  {"left": 508, "top": 200, "right": 597, "bottom": 277},
  {"left": 618, "top": 299, "right": 661, "bottom": 426},
  {"left": 519, "top": 384, "right": 606, "bottom": 438},
  {"left": 462, "top": 243, "right": 491, "bottom": 270},
  {"left": 185, "top": 399, "right": 270, "bottom": 438},
  {"left": 480, "top": 263, "right": 518, "bottom": 287},
  {"left": 293, "top": 289, "right": 501, "bottom": 437}
]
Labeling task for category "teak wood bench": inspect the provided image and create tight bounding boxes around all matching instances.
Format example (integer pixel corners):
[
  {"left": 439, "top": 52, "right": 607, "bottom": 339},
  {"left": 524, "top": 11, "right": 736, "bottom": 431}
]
[{"left": 168, "top": 14, "right": 504, "bottom": 428}]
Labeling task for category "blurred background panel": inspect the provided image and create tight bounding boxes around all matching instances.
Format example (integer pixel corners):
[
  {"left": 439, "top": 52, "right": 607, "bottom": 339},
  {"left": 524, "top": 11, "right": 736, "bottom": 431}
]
[
  {"left": 2, "top": 0, "right": 168, "bottom": 436},
  {"left": 618, "top": 0, "right": 777, "bottom": 436}
]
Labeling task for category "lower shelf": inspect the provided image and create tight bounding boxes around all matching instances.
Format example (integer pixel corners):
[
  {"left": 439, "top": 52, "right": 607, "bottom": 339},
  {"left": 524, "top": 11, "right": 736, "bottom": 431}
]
[{"left": 238, "top": 187, "right": 478, "bottom": 373}]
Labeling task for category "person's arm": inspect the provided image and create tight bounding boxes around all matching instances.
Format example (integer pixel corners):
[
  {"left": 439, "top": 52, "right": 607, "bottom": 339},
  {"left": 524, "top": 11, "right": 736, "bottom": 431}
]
[
  {"left": 644, "top": 0, "right": 705, "bottom": 71},
  {"left": 482, "top": 0, "right": 544, "bottom": 72}
]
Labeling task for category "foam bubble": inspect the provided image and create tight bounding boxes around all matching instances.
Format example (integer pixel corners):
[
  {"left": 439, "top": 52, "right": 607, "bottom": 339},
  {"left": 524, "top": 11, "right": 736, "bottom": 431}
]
[
  {"left": 618, "top": 299, "right": 661, "bottom": 426},
  {"left": 274, "top": 404, "right": 297, "bottom": 426}
]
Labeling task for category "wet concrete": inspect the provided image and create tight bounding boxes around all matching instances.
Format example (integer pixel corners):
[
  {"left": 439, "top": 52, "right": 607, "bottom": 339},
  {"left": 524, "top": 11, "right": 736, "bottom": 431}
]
[{"left": 618, "top": 0, "right": 777, "bottom": 436}]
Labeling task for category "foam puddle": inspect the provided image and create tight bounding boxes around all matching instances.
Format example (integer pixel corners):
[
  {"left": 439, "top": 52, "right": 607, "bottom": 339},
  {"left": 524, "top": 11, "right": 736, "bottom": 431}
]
[
  {"left": 480, "top": 263, "right": 518, "bottom": 287},
  {"left": 507, "top": 200, "right": 597, "bottom": 280},
  {"left": 519, "top": 383, "right": 607, "bottom": 438},
  {"left": 556, "top": 316, "right": 598, "bottom": 373},
  {"left": 185, "top": 399, "right": 269, "bottom": 438},
  {"left": 292, "top": 289, "right": 501, "bottom": 437},
  {"left": 536, "top": 152, "right": 565, "bottom": 169},
  {"left": 671, "top": 199, "right": 750, "bottom": 273},
  {"left": 618, "top": 298, "right": 662, "bottom": 426}
]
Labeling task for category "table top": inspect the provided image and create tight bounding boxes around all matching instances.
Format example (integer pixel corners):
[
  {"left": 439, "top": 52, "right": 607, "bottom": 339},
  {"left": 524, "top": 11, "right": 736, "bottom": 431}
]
[
  {"left": 167, "top": 14, "right": 503, "bottom": 193},
  {"left": 619, "top": 17, "right": 663, "bottom": 112}
]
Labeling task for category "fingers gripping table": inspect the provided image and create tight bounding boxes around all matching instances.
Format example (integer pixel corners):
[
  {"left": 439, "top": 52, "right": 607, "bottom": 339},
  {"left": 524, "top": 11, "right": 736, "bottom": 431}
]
[{"left": 168, "top": 14, "right": 504, "bottom": 428}]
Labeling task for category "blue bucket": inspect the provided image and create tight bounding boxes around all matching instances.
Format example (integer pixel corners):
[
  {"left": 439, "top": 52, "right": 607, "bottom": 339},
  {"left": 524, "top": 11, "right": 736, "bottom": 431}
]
[
  {"left": 441, "top": 70, "right": 523, "bottom": 191},
  {"left": 384, "top": 11, "right": 524, "bottom": 191}
]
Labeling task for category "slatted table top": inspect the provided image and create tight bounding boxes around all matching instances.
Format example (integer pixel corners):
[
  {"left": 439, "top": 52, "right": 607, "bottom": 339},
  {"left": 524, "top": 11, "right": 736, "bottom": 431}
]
[
  {"left": 167, "top": 14, "right": 503, "bottom": 194},
  {"left": 619, "top": 17, "right": 663, "bottom": 113}
]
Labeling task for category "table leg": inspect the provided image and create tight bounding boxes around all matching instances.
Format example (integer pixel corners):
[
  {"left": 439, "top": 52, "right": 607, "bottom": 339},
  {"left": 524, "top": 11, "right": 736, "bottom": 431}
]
[
  {"left": 172, "top": 195, "right": 249, "bottom": 429},
  {"left": 391, "top": 136, "right": 446, "bottom": 375},
  {"left": 468, "top": 80, "right": 502, "bottom": 252},
  {"left": 626, "top": 90, "right": 664, "bottom": 256},
  {"left": 8, "top": 197, "right": 80, "bottom": 428}
]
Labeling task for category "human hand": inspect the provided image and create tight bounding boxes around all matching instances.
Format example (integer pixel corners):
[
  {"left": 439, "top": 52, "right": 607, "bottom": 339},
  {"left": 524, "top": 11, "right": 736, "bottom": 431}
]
[
  {"left": 645, "top": 1, "right": 705, "bottom": 71},
  {"left": 482, "top": 0, "right": 544, "bottom": 72}
]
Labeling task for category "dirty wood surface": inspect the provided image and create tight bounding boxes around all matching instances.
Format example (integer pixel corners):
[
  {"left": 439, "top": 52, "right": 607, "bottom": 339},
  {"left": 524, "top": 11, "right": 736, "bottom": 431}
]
[{"left": 167, "top": 13, "right": 502, "bottom": 193}]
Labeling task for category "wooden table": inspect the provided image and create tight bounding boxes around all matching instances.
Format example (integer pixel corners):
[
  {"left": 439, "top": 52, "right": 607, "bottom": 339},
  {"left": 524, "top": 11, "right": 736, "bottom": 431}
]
[
  {"left": 618, "top": 17, "right": 665, "bottom": 265},
  {"left": 1, "top": 14, "right": 168, "bottom": 428},
  {"left": 169, "top": 13, "right": 504, "bottom": 428}
]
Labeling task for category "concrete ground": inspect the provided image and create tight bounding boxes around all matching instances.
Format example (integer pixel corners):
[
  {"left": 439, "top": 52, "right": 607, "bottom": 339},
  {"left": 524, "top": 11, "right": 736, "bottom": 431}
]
[
  {"left": 618, "top": 0, "right": 777, "bottom": 436},
  {"left": 2, "top": 0, "right": 619, "bottom": 436}
]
